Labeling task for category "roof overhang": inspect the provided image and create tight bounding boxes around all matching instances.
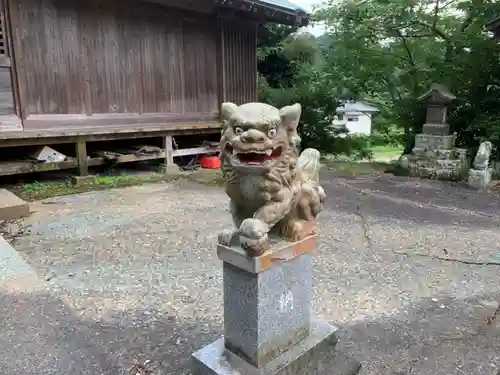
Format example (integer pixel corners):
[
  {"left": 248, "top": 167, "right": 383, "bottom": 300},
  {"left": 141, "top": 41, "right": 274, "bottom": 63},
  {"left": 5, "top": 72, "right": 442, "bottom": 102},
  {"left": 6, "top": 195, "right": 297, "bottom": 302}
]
[{"left": 213, "top": 0, "right": 310, "bottom": 27}]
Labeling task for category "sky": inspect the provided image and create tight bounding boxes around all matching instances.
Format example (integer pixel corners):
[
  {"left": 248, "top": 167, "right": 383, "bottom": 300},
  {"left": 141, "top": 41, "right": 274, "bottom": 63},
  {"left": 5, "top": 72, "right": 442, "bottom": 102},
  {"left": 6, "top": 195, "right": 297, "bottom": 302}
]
[{"left": 290, "top": 0, "right": 327, "bottom": 36}]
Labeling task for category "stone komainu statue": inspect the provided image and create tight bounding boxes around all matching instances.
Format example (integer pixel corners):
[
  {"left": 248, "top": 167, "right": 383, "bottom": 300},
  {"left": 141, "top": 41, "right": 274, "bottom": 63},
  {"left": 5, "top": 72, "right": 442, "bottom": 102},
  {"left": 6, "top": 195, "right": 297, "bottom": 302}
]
[
  {"left": 473, "top": 141, "right": 493, "bottom": 170},
  {"left": 218, "top": 102, "right": 326, "bottom": 256}
]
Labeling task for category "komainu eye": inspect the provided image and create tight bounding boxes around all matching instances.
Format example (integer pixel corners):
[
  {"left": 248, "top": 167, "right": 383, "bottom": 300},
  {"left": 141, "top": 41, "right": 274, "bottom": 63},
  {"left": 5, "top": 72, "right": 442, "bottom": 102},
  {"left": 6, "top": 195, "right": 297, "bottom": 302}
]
[
  {"left": 268, "top": 128, "right": 277, "bottom": 137},
  {"left": 234, "top": 127, "right": 243, "bottom": 135}
]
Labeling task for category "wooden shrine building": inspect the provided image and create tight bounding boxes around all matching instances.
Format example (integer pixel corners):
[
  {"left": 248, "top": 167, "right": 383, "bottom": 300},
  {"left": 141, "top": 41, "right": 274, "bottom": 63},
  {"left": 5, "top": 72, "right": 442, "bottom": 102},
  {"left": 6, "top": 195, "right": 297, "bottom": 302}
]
[{"left": 0, "top": 0, "right": 308, "bottom": 176}]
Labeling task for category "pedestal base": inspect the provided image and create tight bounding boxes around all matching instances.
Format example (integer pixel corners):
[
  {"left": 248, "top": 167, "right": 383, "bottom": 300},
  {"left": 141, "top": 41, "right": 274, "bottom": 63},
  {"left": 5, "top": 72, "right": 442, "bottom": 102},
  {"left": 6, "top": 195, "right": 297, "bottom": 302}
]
[
  {"left": 191, "top": 319, "right": 361, "bottom": 375},
  {"left": 158, "top": 163, "right": 182, "bottom": 174},
  {"left": 468, "top": 168, "right": 493, "bottom": 189}
]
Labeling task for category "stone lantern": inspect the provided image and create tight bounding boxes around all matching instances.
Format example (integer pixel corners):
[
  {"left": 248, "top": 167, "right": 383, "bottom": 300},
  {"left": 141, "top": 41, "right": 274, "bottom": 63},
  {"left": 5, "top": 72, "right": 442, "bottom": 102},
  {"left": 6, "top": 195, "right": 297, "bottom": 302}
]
[{"left": 417, "top": 84, "right": 456, "bottom": 136}]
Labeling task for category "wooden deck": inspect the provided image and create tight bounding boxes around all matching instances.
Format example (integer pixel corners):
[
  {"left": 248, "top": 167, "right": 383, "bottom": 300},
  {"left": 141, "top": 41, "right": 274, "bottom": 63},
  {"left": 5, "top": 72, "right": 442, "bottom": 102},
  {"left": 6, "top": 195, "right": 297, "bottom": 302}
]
[
  {"left": 0, "top": 0, "right": 263, "bottom": 177},
  {"left": 0, "top": 121, "right": 221, "bottom": 146}
]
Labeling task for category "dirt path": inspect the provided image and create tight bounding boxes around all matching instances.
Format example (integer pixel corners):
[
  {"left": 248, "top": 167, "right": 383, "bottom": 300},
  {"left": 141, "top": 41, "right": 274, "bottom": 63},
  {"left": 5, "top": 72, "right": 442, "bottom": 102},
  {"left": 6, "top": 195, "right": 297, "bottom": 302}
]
[{"left": 1, "top": 175, "right": 499, "bottom": 374}]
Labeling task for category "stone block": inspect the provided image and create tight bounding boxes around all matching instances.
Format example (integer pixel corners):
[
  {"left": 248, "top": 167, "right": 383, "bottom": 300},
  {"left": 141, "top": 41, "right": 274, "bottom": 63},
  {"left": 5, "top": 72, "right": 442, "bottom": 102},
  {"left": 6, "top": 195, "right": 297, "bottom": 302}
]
[
  {"left": 468, "top": 168, "right": 493, "bottom": 189},
  {"left": 414, "top": 134, "right": 455, "bottom": 151},
  {"left": 217, "top": 236, "right": 316, "bottom": 274},
  {"left": 416, "top": 160, "right": 432, "bottom": 169},
  {"left": 435, "top": 168, "right": 456, "bottom": 180},
  {"left": 158, "top": 163, "right": 182, "bottom": 174},
  {"left": 422, "top": 123, "right": 450, "bottom": 135},
  {"left": 419, "top": 167, "right": 435, "bottom": 178},
  {"left": 436, "top": 149, "right": 453, "bottom": 160},
  {"left": 411, "top": 147, "right": 426, "bottom": 156},
  {"left": 398, "top": 155, "right": 409, "bottom": 169},
  {"left": 408, "top": 161, "right": 420, "bottom": 176},
  {"left": 424, "top": 150, "right": 437, "bottom": 159},
  {"left": 191, "top": 319, "right": 361, "bottom": 375},
  {"left": 0, "top": 189, "right": 29, "bottom": 221},
  {"left": 222, "top": 250, "right": 313, "bottom": 367},
  {"left": 455, "top": 148, "right": 467, "bottom": 163},
  {"left": 70, "top": 175, "right": 96, "bottom": 186},
  {"left": 436, "top": 159, "right": 460, "bottom": 169}
]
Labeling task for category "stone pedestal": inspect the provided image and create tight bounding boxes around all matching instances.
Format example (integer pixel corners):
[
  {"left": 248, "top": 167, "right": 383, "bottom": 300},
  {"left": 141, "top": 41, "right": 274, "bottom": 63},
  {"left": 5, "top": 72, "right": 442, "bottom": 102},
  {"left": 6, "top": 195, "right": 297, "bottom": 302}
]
[
  {"left": 191, "top": 236, "right": 361, "bottom": 375},
  {"left": 398, "top": 84, "right": 465, "bottom": 180},
  {"left": 422, "top": 123, "right": 450, "bottom": 136},
  {"left": 468, "top": 168, "right": 493, "bottom": 189},
  {"left": 402, "top": 134, "right": 467, "bottom": 181}
]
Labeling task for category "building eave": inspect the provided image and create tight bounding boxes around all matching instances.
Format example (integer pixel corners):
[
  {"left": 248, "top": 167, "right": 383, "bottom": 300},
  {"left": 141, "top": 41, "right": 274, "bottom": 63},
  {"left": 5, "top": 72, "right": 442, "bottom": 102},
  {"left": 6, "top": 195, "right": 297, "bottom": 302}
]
[{"left": 213, "top": 0, "right": 310, "bottom": 27}]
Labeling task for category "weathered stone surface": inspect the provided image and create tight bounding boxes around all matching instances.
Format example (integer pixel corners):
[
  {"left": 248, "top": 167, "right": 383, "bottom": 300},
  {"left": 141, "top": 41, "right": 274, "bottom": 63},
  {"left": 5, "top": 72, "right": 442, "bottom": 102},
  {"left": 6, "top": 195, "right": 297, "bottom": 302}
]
[
  {"left": 456, "top": 148, "right": 467, "bottom": 162},
  {"left": 217, "top": 235, "right": 316, "bottom": 274},
  {"left": 223, "top": 252, "right": 312, "bottom": 367},
  {"left": 436, "top": 159, "right": 461, "bottom": 169},
  {"left": 436, "top": 149, "right": 453, "bottom": 159},
  {"left": 414, "top": 134, "right": 456, "bottom": 151},
  {"left": 70, "top": 175, "right": 96, "bottom": 186},
  {"left": 468, "top": 168, "right": 493, "bottom": 189},
  {"left": 158, "top": 163, "right": 182, "bottom": 174},
  {"left": 422, "top": 123, "right": 450, "bottom": 135},
  {"left": 435, "top": 168, "right": 456, "bottom": 180},
  {"left": 473, "top": 141, "right": 493, "bottom": 170},
  {"left": 218, "top": 102, "right": 325, "bottom": 256},
  {"left": 0, "top": 189, "right": 29, "bottom": 221},
  {"left": 191, "top": 320, "right": 361, "bottom": 375}
]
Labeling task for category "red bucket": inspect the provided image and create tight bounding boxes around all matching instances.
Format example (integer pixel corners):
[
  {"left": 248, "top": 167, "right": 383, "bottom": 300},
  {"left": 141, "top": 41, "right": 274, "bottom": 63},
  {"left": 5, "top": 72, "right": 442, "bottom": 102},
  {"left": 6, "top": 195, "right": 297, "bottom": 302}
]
[{"left": 199, "top": 155, "right": 221, "bottom": 169}]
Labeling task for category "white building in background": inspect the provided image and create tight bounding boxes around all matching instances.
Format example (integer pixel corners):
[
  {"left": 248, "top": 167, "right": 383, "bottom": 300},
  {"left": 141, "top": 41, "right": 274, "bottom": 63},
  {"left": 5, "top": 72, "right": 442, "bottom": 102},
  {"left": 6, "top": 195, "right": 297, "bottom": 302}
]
[{"left": 336, "top": 102, "right": 379, "bottom": 135}]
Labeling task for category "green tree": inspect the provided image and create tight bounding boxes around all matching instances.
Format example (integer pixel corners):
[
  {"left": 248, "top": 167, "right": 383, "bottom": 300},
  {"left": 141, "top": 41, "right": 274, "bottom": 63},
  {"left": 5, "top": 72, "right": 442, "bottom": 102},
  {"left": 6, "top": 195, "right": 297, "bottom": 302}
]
[
  {"left": 315, "top": 0, "right": 500, "bottom": 152},
  {"left": 258, "top": 26, "right": 345, "bottom": 152}
]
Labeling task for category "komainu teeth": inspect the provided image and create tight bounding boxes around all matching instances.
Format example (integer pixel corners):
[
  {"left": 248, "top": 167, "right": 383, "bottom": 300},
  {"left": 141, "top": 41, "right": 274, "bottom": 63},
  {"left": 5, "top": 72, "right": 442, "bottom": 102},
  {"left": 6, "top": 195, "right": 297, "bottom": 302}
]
[
  {"left": 265, "top": 150, "right": 272, "bottom": 156},
  {"left": 233, "top": 149, "right": 238, "bottom": 155}
]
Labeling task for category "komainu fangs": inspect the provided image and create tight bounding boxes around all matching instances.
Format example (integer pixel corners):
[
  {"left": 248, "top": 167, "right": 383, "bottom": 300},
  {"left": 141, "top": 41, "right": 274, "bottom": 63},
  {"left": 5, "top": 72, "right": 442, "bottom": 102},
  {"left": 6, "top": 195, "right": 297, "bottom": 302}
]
[{"left": 218, "top": 101, "right": 326, "bottom": 256}]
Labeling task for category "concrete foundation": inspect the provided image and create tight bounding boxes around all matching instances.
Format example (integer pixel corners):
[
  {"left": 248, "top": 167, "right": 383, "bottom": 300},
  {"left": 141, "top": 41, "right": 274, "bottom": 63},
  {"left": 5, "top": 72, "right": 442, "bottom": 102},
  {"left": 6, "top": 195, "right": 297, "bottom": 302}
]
[
  {"left": 70, "top": 175, "right": 96, "bottom": 186},
  {"left": 0, "top": 189, "right": 30, "bottom": 221},
  {"left": 158, "top": 163, "right": 182, "bottom": 174}
]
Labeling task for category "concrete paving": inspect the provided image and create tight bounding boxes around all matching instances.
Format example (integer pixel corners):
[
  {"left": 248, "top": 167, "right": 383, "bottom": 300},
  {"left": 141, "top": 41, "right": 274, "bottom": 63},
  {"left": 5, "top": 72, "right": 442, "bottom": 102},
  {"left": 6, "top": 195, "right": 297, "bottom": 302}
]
[{"left": 0, "top": 174, "right": 499, "bottom": 374}]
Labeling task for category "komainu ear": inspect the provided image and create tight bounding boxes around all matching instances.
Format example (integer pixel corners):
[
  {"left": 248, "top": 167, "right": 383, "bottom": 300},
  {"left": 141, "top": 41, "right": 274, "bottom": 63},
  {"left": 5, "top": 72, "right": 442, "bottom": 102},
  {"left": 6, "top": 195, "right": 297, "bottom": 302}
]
[
  {"left": 279, "top": 103, "right": 302, "bottom": 131},
  {"left": 221, "top": 102, "right": 239, "bottom": 122}
]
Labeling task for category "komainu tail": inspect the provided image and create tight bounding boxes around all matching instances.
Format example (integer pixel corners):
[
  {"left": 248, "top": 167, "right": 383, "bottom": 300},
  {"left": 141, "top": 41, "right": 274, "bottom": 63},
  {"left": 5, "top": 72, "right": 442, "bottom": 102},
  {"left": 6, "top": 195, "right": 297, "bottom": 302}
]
[{"left": 296, "top": 148, "right": 321, "bottom": 184}]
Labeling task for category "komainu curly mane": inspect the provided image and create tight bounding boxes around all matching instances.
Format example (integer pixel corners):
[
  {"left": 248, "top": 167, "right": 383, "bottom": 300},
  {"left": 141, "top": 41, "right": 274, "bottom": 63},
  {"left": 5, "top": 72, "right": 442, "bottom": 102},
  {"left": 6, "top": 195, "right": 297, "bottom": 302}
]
[{"left": 217, "top": 101, "right": 326, "bottom": 256}]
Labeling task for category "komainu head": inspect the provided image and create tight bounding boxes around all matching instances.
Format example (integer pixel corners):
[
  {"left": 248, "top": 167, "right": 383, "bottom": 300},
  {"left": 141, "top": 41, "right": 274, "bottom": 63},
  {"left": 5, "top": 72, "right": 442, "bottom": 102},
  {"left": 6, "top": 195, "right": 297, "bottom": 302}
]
[{"left": 220, "top": 102, "right": 301, "bottom": 170}]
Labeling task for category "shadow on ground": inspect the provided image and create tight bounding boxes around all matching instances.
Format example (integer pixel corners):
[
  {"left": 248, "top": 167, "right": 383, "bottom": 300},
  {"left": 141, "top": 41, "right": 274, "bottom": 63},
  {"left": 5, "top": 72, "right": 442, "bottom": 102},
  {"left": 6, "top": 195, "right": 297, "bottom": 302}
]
[
  {"left": 1, "top": 288, "right": 499, "bottom": 375},
  {"left": 321, "top": 171, "right": 500, "bottom": 230}
]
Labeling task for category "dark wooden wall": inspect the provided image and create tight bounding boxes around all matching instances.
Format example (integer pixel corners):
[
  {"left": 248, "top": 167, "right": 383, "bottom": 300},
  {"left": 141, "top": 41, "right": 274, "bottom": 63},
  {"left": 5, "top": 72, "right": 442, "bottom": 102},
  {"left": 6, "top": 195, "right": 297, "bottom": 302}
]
[
  {"left": 0, "top": 0, "right": 20, "bottom": 131},
  {"left": 7, "top": 0, "right": 257, "bottom": 131},
  {"left": 223, "top": 20, "right": 257, "bottom": 104}
]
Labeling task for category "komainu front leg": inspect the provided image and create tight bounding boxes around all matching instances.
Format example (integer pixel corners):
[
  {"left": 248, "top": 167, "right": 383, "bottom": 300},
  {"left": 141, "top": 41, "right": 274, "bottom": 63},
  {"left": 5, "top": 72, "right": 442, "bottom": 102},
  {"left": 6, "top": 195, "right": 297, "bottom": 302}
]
[
  {"left": 239, "top": 189, "right": 293, "bottom": 256},
  {"left": 218, "top": 200, "right": 246, "bottom": 247}
]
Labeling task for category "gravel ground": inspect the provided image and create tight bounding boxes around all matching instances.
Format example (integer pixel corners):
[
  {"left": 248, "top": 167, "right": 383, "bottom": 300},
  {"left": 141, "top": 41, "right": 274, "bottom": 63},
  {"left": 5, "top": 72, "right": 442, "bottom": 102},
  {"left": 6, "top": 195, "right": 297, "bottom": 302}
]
[{"left": 1, "top": 173, "right": 500, "bottom": 375}]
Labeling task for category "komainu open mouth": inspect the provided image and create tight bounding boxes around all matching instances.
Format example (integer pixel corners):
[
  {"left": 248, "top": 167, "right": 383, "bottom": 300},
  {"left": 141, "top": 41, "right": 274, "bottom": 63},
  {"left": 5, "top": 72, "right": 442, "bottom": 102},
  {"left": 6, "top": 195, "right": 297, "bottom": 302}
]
[{"left": 225, "top": 144, "right": 283, "bottom": 165}]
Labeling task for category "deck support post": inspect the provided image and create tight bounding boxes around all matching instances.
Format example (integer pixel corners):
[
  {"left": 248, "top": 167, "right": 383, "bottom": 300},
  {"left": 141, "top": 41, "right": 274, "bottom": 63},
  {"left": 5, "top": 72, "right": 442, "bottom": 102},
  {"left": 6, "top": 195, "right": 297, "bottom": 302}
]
[
  {"left": 160, "top": 135, "right": 181, "bottom": 174},
  {"left": 75, "top": 138, "right": 89, "bottom": 176},
  {"left": 164, "top": 135, "right": 175, "bottom": 166}
]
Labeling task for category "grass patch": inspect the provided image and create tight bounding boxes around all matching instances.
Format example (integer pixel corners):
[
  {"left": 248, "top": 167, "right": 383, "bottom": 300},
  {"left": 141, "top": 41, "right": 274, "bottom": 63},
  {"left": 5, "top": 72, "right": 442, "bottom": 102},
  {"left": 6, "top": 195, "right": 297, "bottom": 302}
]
[
  {"left": 371, "top": 145, "right": 403, "bottom": 160},
  {"left": 9, "top": 169, "right": 226, "bottom": 201},
  {"left": 323, "top": 159, "right": 392, "bottom": 176},
  {"left": 14, "top": 173, "right": 173, "bottom": 201}
]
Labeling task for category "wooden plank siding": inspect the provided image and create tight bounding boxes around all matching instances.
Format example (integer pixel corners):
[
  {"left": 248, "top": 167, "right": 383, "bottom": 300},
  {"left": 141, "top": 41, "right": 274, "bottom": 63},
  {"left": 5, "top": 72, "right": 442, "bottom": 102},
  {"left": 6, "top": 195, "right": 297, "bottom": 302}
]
[
  {"left": 0, "top": 0, "right": 21, "bottom": 131},
  {"left": 6, "top": 0, "right": 258, "bottom": 133},
  {"left": 223, "top": 20, "right": 257, "bottom": 104}
]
